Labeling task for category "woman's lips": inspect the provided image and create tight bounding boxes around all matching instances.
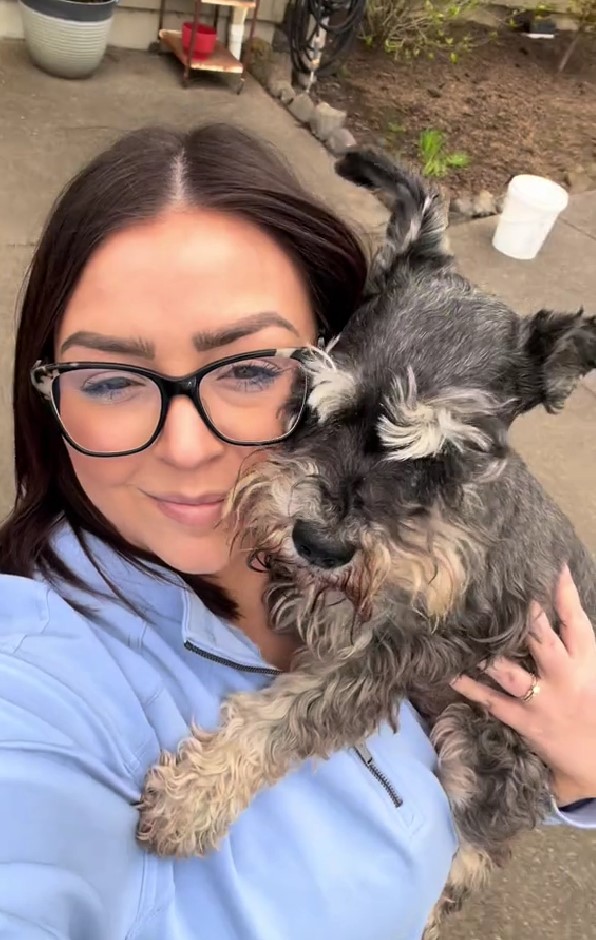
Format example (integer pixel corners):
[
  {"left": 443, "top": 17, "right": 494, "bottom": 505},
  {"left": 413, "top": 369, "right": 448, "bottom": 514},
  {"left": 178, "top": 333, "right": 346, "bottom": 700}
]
[{"left": 146, "top": 492, "right": 226, "bottom": 528}]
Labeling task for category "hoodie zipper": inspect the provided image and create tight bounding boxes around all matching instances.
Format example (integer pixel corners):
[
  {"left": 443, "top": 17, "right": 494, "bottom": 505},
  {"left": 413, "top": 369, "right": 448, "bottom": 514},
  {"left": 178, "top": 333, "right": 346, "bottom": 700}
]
[
  {"left": 184, "top": 639, "right": 403, "bottom": 809},
  {"left": 184, "top": 639, "right": 279, "bottom": 676},
  {"left": 354, "top": 743, "right": 404, "bottom": 809}
]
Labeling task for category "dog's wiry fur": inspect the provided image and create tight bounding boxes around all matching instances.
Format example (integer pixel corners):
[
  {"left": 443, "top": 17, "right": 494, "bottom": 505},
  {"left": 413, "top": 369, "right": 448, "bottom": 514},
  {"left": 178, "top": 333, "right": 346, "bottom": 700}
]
[{"left": 137, "top": 149, "right": 596, "bottom": 936}]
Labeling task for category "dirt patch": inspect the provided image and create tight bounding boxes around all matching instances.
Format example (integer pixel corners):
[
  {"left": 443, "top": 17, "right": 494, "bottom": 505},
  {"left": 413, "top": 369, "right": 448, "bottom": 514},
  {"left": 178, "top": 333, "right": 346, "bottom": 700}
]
[{"left": 316, "top": 26, "right": 596, "bottom": 197}]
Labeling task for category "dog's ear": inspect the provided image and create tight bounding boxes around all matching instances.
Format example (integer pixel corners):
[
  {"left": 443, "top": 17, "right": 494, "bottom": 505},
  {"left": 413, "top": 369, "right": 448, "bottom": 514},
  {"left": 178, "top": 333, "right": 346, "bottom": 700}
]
[
  {"left": 518, "top": 309, "right": 596, "bottom": 414},
  {"left": 335, "top": 149, "right": 451, "bottom": 288}
]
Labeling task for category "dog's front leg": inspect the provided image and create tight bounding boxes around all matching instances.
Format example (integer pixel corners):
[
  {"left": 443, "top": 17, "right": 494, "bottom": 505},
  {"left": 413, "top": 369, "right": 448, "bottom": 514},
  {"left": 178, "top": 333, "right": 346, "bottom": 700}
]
[
  {"left": 423, "top": 700, "right": 553, "bottom": 939},
  {"left": 137, "top": 647, "right": 400, "bottom": 858}
]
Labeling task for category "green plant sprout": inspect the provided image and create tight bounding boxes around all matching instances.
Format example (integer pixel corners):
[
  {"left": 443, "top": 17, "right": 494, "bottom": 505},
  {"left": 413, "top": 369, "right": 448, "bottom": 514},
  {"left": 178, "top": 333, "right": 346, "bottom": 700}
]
[{"left": 419, "top": 129, "right": 470, "bottom": 177}]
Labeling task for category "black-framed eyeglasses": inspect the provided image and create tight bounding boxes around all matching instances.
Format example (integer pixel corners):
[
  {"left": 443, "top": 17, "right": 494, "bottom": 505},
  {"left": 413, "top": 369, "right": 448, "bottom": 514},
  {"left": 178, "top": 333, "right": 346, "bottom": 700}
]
[{"left": 30, "top": 348, "right": 311, "bottom": 457}]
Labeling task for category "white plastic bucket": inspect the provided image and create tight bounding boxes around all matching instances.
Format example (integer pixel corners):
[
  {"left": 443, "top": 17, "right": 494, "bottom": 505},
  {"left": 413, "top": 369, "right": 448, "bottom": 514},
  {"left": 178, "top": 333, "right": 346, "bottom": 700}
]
[{"left": 492, "top": 174, "right": 569, "bottom": 261}]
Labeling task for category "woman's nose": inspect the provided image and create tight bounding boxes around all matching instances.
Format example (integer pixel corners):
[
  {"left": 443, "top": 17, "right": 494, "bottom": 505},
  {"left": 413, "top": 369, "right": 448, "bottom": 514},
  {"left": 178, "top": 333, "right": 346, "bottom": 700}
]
[{"left": 156, "top": 395, "right": 225, "bottom": 468}]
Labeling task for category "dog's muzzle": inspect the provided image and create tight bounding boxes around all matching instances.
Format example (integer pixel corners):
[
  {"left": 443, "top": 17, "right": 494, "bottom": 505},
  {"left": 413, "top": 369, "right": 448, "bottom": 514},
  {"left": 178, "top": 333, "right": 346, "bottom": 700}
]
[{"left": 291, "top": 519, "right": 356, "bottom": 570}]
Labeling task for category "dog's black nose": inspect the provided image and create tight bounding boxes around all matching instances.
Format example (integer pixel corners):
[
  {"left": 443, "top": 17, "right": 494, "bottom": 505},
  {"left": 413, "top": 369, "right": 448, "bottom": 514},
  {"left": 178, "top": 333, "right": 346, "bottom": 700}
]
[{"left": 292, "top": 520, "right": 355, "bottom": 569}]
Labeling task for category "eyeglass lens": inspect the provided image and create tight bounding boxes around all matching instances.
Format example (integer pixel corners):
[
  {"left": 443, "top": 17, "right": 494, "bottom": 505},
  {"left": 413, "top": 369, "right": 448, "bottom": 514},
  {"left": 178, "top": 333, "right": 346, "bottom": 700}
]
[{"left": 52, "top": 357, "right": 308, "bottom": 454}]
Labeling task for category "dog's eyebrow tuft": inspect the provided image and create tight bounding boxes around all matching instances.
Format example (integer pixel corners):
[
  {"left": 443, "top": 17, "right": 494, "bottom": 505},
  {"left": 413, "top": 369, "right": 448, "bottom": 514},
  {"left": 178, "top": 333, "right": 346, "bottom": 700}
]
[
  {"left": 378, "top": 368, "right": 498, "bottom": 460},
  {"left": 304, "top": 348, "right": 358, "bottom": 422}
]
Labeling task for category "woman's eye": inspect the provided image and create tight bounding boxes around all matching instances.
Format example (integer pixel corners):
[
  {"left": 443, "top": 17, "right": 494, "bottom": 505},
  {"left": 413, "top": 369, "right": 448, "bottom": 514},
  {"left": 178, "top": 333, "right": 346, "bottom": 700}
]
[
  {"left": 80, "top": 375, "right": 144, "bottom": 400},
  {"left": 220, "top": 362, "right": 281, "bottom": 390}
]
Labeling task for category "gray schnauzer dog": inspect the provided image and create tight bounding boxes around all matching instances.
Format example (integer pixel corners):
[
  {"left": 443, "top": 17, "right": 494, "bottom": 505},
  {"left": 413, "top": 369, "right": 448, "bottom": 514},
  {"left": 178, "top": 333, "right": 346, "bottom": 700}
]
[{"left": 138, "top": 150, "right": 596, "bottom": 936}]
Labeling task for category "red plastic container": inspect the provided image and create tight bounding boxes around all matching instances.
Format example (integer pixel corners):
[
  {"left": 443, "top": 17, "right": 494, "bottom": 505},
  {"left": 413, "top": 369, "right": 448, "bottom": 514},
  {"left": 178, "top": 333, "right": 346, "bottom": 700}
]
[{"left": 181, "top": 22, "right": 217, "bottom": 58}]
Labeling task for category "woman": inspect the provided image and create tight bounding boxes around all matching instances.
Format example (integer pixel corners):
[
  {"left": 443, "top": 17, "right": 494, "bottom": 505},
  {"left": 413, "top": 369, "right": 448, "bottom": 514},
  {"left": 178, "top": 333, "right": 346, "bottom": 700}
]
[{"left": 0, "top": 123, "right": 594, "bottom": 940}]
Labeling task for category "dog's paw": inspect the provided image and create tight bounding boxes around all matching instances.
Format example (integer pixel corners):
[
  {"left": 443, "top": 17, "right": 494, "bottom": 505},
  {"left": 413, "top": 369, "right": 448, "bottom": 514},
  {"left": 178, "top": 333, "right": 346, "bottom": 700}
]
[
  {"left": 136, "top": 730, "right": 246, "bottom": 858},
  {"left": 136, "top": 749, "right": 205, "bottom": 857}
]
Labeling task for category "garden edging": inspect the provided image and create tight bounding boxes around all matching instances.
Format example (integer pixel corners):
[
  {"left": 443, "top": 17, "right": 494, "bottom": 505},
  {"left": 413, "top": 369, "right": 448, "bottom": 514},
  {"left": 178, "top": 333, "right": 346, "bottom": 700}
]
[{"left": 249, "top": 41, "right": 507, "bottom": 223}]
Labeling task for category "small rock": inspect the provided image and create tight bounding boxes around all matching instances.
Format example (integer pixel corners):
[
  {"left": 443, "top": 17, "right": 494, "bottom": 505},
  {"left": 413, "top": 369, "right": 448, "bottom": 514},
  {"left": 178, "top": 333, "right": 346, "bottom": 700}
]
[
  {"left": 452, "top": 190, "right": 499, "bottom": 220},
  {"left": 266, "top": 77, "right": 288, "bottom": 99},
  {"left": 435, "top": 184, "right": 452, "bottom": 220},
  {"left": 309, "top": 101, "right": 347, "bottom": 142},
  {"left": 325, "top": 127, "right": 356, "bottom": 156},
  {"left": 278, "top": 82, "right": 295, "bottom": 105},
  {"left": 450, "top": 194, "right": 475, "bottom": 218},
  {"left": 289, "top": 92, "right": 315, "bottom": 124},
  {"left": 583, "top": 370, "right": 596, "bottom": 395},
  {"left": 266, "top": 52, "right": 292, "bottom": 91},
  {"left": 428, "top": 88, "right": 442, "bottom": 99},
  {"left": 565, "top": 169, "right": 593, "bottom": 194},
  {"left": 267, "top": 76, "right": 287, "bottom": 98},
  {"left": 268, "top": 75, "right": 294, "bottom": 101},
  {"left": 471, "top": 190, "right": 497, "bottom": 217}
]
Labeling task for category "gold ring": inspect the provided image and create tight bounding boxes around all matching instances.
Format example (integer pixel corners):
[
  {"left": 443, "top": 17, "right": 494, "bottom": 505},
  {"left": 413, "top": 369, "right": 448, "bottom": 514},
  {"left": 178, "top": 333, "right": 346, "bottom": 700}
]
[{"left": 521, "top": 673, "right": 540, "bottom": 703}]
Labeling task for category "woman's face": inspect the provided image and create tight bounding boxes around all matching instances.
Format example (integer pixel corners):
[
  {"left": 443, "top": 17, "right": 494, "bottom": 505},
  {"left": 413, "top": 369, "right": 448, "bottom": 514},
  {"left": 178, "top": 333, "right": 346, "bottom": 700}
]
[{"left": 55, "top": 208, "right": 317, "bottom": 575}]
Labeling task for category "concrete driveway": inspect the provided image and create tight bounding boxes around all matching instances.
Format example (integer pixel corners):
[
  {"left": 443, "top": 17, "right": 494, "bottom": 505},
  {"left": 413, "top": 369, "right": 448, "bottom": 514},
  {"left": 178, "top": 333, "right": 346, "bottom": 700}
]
[{"left": 1, "top": 37, "right": 595, "bottom": 940}]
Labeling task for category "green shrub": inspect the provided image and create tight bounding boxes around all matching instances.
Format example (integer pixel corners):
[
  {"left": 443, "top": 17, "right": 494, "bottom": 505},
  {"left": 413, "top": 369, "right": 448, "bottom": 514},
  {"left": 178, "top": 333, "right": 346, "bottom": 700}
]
[{"left": 362, "top": 0, "right": 484, "bottom": 60}]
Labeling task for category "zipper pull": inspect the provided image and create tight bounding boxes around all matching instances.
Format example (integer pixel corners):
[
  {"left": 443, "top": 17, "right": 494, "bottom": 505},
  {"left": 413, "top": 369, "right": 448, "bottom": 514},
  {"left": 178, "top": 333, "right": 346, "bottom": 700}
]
[{"left": 354, "top": 743, "right": 374, "bottom": 765}]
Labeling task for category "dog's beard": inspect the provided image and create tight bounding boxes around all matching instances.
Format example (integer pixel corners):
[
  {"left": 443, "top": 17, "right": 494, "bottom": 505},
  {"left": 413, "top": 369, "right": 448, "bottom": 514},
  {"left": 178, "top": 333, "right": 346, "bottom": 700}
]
[
  {"left": 226, "top": 455, "right": 478, "bottom": 627},
  {"left": 226, "top": 455, "right": 388, "bottom": 619},
  {"left": 381, "top": 510, "right": 477, "bottom": 620},
  {"left": 225, "top": 453, "right": 319, "bottom": 569}
]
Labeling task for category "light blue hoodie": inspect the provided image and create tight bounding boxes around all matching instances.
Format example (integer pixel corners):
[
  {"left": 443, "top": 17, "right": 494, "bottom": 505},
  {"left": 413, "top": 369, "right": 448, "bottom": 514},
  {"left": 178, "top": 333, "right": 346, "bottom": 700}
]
[{"left": 0, "top": 525, "right": 593, "bottom": 940}]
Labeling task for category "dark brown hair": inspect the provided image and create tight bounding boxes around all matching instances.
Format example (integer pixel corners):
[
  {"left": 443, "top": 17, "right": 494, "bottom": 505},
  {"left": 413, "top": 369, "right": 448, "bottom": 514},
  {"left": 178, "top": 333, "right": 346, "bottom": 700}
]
[{"left": 0, "top": 123, "right": 367, "bottom": 618}]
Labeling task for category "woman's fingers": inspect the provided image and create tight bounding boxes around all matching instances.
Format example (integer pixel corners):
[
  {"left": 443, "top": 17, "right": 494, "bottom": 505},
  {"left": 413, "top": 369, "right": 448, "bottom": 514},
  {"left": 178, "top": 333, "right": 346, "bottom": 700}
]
[
  {"left": 453, "top": 569, "right": 596, "bottom": 802},
  {"left": 555, "top": 565, "right": 596, "bottom": 660},
  {"left": 525, "top": 602, "right": 568, "bottom": 680},
  {"left": 449, "top": 674, "right": 528, "bottom": 734},
  {"left": 483, "top": 657, "right": 538, "bottom": 699}
]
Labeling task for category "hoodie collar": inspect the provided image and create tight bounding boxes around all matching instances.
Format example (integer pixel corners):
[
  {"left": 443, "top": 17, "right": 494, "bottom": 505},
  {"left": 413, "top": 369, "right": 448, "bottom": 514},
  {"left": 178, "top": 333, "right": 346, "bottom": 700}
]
[
  {"left": 182, "top": 590, "right": 274, "bottom": 671},
  {"left": 49, "top": 523, "right": 271, "bottom": 670}
]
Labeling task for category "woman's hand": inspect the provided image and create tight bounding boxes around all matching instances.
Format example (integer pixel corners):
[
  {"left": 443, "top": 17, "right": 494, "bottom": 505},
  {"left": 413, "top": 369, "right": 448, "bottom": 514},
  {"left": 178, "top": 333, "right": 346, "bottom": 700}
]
[{"left": 451, "top": 566, "right": 596, "bottom": 806}]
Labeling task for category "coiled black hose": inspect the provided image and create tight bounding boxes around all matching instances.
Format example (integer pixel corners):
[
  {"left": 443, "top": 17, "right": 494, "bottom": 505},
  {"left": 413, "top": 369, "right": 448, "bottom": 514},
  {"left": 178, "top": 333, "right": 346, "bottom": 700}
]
[{"left": 286, "top": 0, "right": 368, "bottom": 78}]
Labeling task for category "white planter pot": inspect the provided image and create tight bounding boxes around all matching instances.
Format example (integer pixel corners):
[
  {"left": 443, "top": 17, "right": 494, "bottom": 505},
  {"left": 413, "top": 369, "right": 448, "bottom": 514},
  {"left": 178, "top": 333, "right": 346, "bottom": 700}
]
[{"left": 18, "top": 0, "right": 118, "bottom": 79}]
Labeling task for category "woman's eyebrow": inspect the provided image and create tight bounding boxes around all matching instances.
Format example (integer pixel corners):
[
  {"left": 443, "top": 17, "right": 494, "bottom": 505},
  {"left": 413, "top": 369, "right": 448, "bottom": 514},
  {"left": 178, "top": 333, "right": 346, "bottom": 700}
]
[
  {"left": 59, "top": 313, "right": 300, "bottom": 359},
  {"left": 59, "top": 332, "right": 155, "bottom": 358},
  {"left": 192, "top": 313, "right": 300, "bottom": 352}
]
